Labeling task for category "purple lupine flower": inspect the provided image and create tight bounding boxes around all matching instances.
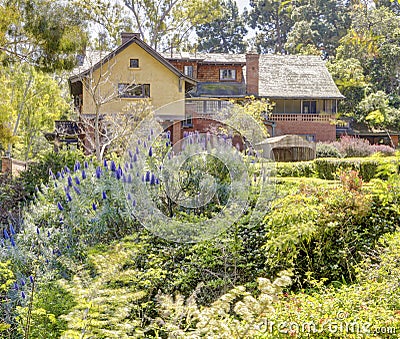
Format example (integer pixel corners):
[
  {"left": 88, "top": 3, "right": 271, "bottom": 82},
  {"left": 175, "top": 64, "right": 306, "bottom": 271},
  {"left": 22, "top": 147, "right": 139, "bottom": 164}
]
[
  {"left": 73, "top": 186, "right": 81, "bottom": 195},
  {"left": 92, "top": 203, "right": 97, "bottom": 211},
  {"left": 122, "top": 174, "right": 127, "bottom": 183},
  {"left": 14, "top": 282, "right": 18, "bottom": 290},
  {"left": 151, "top": 128, "right": 154, "bottom": 135},
  {"left": 150, "top": 174, "right": 156, "bottom": 185},
  {"left": 74, "top": 161, "right": 81, "bottom": 172},
  {"left": 20, "top": 278, "right": 25, "bottom": 286},
  {"left": 75, "top": 177, "right": 81, "bottom": 185},
  {"left": 147, "top": 135, "right": 151, "bottom": 141},
  {"left": 4, "top": 229, "right": 10, "bottom": 239},
  {"left": 145, "top": 171, "right": 151, "bottom": 182},
  {"left": 36, "top": 227, "right": 40, "bottom": 235},
  {"left": 128, "top": 174, "right": 132, "bottom": 183},
  {"left": 47, "top": 231, "right": 51, "bottom": 237},
  {"left": 49, "top": 169, "right": 54, "bottom": 177},
  {"left": 29, "top": 276, "right": 34, "bottom": 284},
  {"left": 10, "top": 224, "right": 16, "bottom": 235},
  {"left": 103, "top": 159, "right": 108, "bottom": 168},
  {"left": 102, "top": 191, "right": 107, "bottom": 200},
  {"left": 132, "top": 200, "right": 136, "bottom": 207},
  {"left": 166, "top": 130, "right": 171, "bottom": 139},
  {"left": 84, "top": 161, "right": 89, "bottom": 169},
  {"left": 82, "top": 170, "right": 87, "bottom": 180},
  {"left": 138, "top": 139, "right": 141, "bottom": 145},
  {"left": 136, "top": 172, "right": 140, "bottom": 177},
  {"left": 129, "top": 162, "right": 133, "bottom": 169},
  {"left": 54, "top": 182, "right": 58, "bottom": 188},
  {"left": 96, "top": 166, "right": 102, "bottom": 179},
  {"left": 155, "top": 178, "right": 160, "bottom": 185},
  {"left": 148, "top": 147, "right": 153, "bottom": 157},
  {"left": 66, "top": 192, "right": 72, "bottom": 202},
  {"left": 183, "top": 131, "right": 188, "bottom": 138},
  {"left": 10, "top": 237, "right": 15, "bottom": 247},
  {"left": 115, "top": 170, "right": 121, "bottom": 180},
  {"left": 1, "top": 239, "right": 4, "bottom": 247},
  {"left": 136, "top": 146, "right": 140, "bottom": 154},
  {"left": 133, "top": 153, "right": 138, "bottom": 162},
  {"left": 57, "top": 202, "right": 64, "bottom": 211},
  {"left": 127, "top": 193, "right": 131, "bottom": 200},
  {"left": 67, "top": 176, "right": 73, "bottom": 187},
  {"left": 57, "top": 171, "right": 62, "bottom": 179},
  {"left": 144, "top": 141, "right": 147, "bottom": 148},
  {"left": 59, "top": 217, "right": 64, "bottom": 224},
  {"left": 111, "top": 161, "right": 117, "bottom": 172},
  {"left": 128, "top": 149, "right": 133, "bottom": 159},
  {"left": 142, "top": 175, "right": 145, "bottom": 182},
  {"left": 65, "top": 166, "right": 70, "bottom": 173}
]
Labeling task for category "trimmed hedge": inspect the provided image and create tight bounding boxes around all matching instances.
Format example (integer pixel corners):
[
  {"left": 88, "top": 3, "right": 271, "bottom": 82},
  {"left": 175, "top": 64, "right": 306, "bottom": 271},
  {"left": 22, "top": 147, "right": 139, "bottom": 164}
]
[{"left": 276, "top": 157, "right": 398, "bottom": 181}]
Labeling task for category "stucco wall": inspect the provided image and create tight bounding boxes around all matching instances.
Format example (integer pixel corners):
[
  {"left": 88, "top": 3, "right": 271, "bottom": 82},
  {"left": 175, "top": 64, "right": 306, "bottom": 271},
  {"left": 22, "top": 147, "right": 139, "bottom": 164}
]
[{"left": 82, "top": 43, "right": 186, "bottom": 119}]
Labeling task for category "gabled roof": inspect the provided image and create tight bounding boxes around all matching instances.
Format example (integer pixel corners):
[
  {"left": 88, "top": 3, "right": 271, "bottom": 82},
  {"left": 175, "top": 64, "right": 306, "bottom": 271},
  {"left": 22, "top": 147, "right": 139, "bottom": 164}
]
[
  {"left": 164, "top": 52, "right": 246, "bottom": 65},
  {"left": 258, "top": 55, "right": 345, "bottom": 99},
  {"left": 69, "top": 37, "right": 196, "bottom": 85}
]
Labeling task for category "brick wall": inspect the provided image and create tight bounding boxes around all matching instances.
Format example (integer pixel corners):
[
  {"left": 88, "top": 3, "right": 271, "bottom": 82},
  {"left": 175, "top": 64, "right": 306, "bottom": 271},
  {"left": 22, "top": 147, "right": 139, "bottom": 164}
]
[
  {"left": 246, "top": 53, "right": 259, "bottom": 95},
  {"left": 271, "top": 121, "right": 336, "bottom": 142}
]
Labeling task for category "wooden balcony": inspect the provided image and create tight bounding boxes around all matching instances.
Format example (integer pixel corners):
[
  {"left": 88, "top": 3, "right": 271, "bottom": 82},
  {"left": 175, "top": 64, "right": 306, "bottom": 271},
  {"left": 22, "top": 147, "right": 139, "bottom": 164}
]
[{"left": 269, "top": 114, "right": 334, "bottom": 122}]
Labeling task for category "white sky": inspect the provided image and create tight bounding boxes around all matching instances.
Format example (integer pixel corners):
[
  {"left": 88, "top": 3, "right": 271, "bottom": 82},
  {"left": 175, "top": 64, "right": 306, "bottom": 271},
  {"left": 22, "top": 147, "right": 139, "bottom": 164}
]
[{"left": 235, "top": 0, "right": 250, "bottom": 13}]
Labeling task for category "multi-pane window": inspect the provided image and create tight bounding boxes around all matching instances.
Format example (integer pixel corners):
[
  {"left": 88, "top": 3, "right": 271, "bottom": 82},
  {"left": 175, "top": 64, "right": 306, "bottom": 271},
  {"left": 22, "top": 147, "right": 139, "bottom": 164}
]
[
  {"left": 184, "top": 65, "right": 193, "bottom": 77},
  {"left": 302, "top": 100, "right": 317, "bottom": 114},
  {"left": 219, "top": 69, "right": 236, "bottom": 80},
  {"left": 129, "top": 59, "right": 139, "bottom": 68},
  {"left": 118, "top": 83, "right": 150, "bottom": 98}
]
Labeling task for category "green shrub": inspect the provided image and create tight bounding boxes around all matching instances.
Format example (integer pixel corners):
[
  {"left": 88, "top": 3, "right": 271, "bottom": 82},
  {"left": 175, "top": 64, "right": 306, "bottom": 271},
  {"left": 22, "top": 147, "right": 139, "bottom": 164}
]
[
  {"left": 316, "top": 142, "right": 343, "bottom": 158},
  {"left": 276, "top": 161, "right": 315, "bottom": 177},
  {"left": 314, "top": 158, "right": 380, "bottom": 181}
]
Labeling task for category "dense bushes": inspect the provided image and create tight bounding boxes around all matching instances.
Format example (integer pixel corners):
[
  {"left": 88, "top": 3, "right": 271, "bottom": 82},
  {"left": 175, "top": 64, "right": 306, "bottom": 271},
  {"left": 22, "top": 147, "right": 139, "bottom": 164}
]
[{"left": 316, "top": 142, "right": 343, "bottom": 158}]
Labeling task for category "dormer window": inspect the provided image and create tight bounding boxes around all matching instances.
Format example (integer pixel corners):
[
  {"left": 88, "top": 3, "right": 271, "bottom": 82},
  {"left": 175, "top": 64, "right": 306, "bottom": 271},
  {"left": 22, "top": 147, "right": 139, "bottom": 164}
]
[
  {"left": 130, "top": 59, "right": 139, "bottom": 68},
  {"left": 220, "top": 69, "right": 236, "bottom": 81}
]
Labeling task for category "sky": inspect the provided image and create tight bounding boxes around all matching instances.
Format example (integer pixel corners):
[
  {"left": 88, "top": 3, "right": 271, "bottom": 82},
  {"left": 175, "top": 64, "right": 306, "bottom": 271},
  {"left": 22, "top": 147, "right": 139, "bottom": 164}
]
[{"left": 235, "top": 0, "right": 250, "bottom": 13}]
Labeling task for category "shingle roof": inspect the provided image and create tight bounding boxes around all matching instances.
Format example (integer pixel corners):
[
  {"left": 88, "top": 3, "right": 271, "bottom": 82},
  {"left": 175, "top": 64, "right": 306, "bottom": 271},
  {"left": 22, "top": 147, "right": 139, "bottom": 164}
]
[
  {"left": 164, "top": 52, "right": 246, "bottom": 64},
  {"left": 258, "top": 55, "right": 345, "bottom": 99}
]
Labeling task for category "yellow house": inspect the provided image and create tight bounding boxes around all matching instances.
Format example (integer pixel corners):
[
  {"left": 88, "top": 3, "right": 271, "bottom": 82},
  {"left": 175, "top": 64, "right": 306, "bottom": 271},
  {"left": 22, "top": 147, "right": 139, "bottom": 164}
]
[{"left": 69, "top": 33, "right": 196, "bottom": 121}]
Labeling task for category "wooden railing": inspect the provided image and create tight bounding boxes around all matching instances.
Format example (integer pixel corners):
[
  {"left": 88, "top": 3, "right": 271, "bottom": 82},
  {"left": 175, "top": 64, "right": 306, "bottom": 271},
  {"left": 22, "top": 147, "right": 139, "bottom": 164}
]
[{"left": 269, "top": 114, "right": 334, "bottom": 122}]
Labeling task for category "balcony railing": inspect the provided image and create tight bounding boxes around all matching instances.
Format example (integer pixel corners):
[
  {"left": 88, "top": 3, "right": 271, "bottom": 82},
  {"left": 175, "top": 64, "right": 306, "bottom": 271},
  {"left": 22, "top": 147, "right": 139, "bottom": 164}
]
[
  {"left": 55, "top": 120, "right": 80, "bottom": 135},
  {"left": 269, "top": 114, "right": 334, "bottom": 122}
]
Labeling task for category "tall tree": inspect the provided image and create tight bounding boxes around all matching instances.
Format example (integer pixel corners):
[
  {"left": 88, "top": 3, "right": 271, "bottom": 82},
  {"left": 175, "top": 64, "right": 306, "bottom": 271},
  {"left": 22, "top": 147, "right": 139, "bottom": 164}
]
[
  {"left": 0, "top": 64, "right": 69, "bottom": 160},
  {"left": 196, "top": 0, "right": 247, "bottom": 53},
  {"left": 247, "top": 0, "right": 293, "bottom": 54},
  {"left": 123, "top": 0, "right": 222, "bottom": 52}
]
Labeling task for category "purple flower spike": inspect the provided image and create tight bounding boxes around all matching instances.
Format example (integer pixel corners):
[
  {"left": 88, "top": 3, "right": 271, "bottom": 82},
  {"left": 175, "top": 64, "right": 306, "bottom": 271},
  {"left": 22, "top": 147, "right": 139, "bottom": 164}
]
[
  {"left": 14, "top": 282, "right": 18, "bottom": 290},
  {"left": 10, "top": 224, "right": 16, "bottom": 235},
  {"left": 66, "top": 192, "right": 72, "bottom": 202},
  {"left": 96, "top": 167, "right": 102, "bottom": 179},
  {"left": 92, "top": 203, "right": 97, "bottom": 211},
  {"left": 151, "top": 128, "right": 154, "bottom": 135},
  {"left": 36, "top": 227, "right": 40, "bottom": 235},
  {"left": 75, "top": 177, "right": 81, "bottom": 185},
  {"left": 129, "top": 149, "right": 133, "bottom": 158},
  {"left": 132, "top": 200, "right": 136, "bottom": 207},
  {"left": 111, "top": 161, "right": 117, "bottom": 172},
  {"left": 133, "top": 153, "right": 138, "bottom": 162},
  {"left": 73, "top": 186, "right": 81, "bottom": 195},
  {"left": 144, "top": 141, "right": 147, "bottom": 148},
  {"left": 115, "top": 170, "right": 121, "bottom": 180},
  {"left": 145, "top": 171, "right": 151, "bottom": 182},
  {"left": 47, "top": 231, "right": 51, "bottom": 237},
  {"left": 57, "top": 202, "right": 64, "bottom": 211},
  {"left": 57, "top": 171, "right": 62, "bottom": 179},
  {"left": 20, "top": 279, "right": 25, "bottom": 286},
  {"left": 155, "top": 178, "right": 160, "bottom": 185},
  {"left": 49, "top": 169, "right": 54, "bottom": 177},
  {"left": 29, "top": 276, "right": 34, "bottom": 284},
  {"left": 142, "top": 175, "right": 145, "bottom": 182},
  {"left": 10, "top": 237, "right": 15, "bottom": 247},
  {"left": 103, "top": 159, "right": 108, "bottom": 167},
  {"left": 82, "top": 170, "right": 87, "bottom": 180},
  {"left": 102, "top": 191, "right": 107, "bottom": 200},
  {"left": 148, "top": 147, "right": 153, "bottom": 157},
  {"left": 21, "top": 291, "right": 26, "bottom": 299},
  {"left": 65, "top": 166, "right": 70, "bottom": 173},
  {"left": 4, "top": 229, "right": 10, "bottom": 239},
  {"left": 128, "top": 174, "right": 132, "bottom": 183},
  {"left": 150, "top": 174, "right": 156, "bottom": 185},
  {"left": 84, "top": 161, "right": 89, "bottom": 169},
  {"left": 147, "top": 135, "right": 151, "bottom": 141},
  {"left": 136, "top": 146, "right": 140, "bottom": 154},
  {"left": 138, "top": 139, "right": 141, "bottom": 145},
  {"left": 127, "top": 193, "right": 131, "bottom": 200},
  {"left": 67, "top": 176, "right": 73, "bottom": 187}
]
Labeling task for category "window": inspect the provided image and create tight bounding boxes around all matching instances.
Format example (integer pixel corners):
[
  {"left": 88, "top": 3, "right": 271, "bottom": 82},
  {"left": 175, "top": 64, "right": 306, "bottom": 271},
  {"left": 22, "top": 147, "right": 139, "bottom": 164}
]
[
  {"left": 184, "top": 65, "right": 193, "bottom": 77},
  {"left": 118, "top": 83, "right": 150, "bottom": 98},
  {"left": 129, "top": 59, "right": 139, "bottom": 68},
  {"left": 302, "top": 100, "right": 317, "bottom": 114},
  {"left": 220, "top": 69, "right": 236, "bottom": 81},
  {"left": 182, "top": 113, "right": 193, "bottom": 127}
]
